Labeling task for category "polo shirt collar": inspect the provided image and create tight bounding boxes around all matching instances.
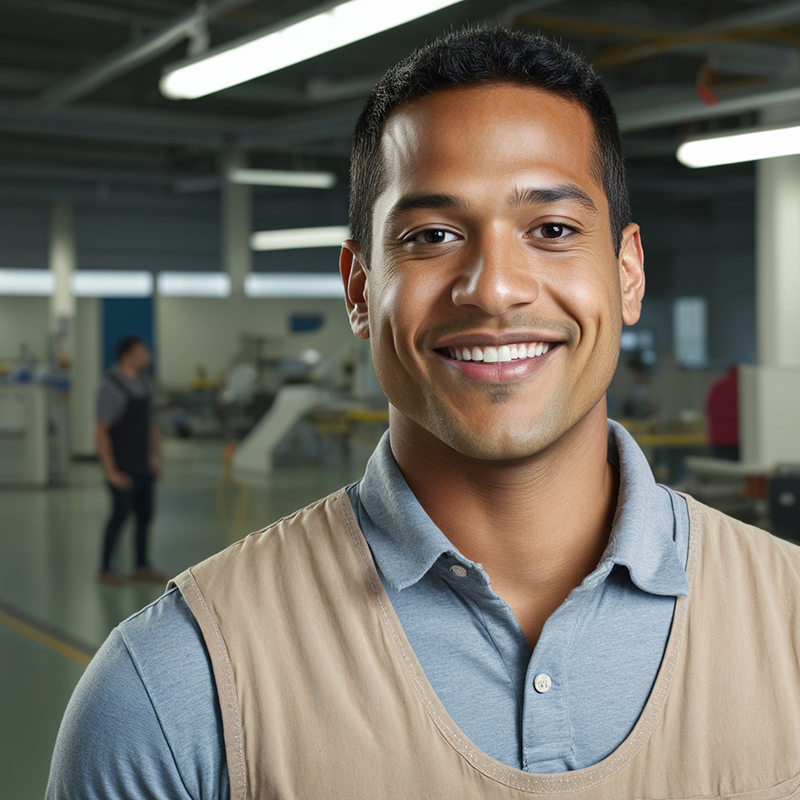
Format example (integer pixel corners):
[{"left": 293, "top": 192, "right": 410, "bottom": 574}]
[{"left": 357, "top": 420, "right": 689, "bottom": 597}]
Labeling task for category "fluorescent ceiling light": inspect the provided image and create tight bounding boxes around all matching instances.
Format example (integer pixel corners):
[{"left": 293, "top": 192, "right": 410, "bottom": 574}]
[
  {"left": 72, "top": 271, "right": 153, "bottom": 297},
  {"left": 157, "top": 272, "right": 231, "bottom": 298},
  {"left": 0, "top": 269, "right": 55, "bottom": 296},
  {"left": 677, "top": 122, "right": 800, "bottom": 168},
  {"left": 250, "top": 225, "right": 350, "bottom": 251},
  {"left": 228, "top": 168, "right": 337, "bottom": 189},
  {"left": 160, "top": 0, "right": 465, "bottom": 100},
  {"left": 244, "top": 273, "right": 343, "bottom": 298}
]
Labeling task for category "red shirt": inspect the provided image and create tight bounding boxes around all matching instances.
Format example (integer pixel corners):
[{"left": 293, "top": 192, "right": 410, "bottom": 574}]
[{"left": 705, "top": 367, "right": 739, "bottom": 446}]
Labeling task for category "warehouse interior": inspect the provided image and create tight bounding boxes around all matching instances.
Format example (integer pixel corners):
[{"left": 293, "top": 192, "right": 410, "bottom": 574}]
[{"left": 3, "top": 0, "right": 800, "bottom": 795}]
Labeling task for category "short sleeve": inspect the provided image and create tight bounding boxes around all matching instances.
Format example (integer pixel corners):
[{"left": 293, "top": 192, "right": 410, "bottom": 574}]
[
  {"left": 96, "top": 380, "right": 126, "bottom": 425},
  {"left": 47, "top": 589, "right": 229, "bottom": 800}
]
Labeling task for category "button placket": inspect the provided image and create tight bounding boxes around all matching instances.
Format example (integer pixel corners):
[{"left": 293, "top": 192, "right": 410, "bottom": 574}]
[{"left": 522, "top": 591, "right": 587, "bottom": 769}]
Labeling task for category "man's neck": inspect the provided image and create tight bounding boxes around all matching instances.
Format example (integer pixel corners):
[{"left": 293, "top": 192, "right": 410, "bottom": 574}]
[
  {"left": 117, "top": 363, "right": 139, "bottom": 379},
  {"left": 389, "top": 402, "right": 619, "bottom": 649}
]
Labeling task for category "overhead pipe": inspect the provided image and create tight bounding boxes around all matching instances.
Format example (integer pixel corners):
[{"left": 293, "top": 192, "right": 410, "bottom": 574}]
[
  {"left": 617, "top": 79, "right": 800, "bottom": 133},
  {"left": 35, "top": 0, "right": 255, "bottom": 110}
]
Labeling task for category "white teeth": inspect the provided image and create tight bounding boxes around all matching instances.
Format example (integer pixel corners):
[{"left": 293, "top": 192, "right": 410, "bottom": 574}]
[{"left": 445, "top": 342, "right": 554, "bottom": 362}]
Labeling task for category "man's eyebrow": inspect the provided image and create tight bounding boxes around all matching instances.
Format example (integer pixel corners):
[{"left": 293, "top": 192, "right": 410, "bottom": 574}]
[
  {"left": 383, "top": 193, "right": 466, "bottom": 230},
  {"left": 510, "top": 185, "right": 599, "bottom": 214}
]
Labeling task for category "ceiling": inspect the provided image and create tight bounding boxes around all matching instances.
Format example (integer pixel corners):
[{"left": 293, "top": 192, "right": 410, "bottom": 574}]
[{"left": 2, "top": 0, "right": 800, "bottom": 198}]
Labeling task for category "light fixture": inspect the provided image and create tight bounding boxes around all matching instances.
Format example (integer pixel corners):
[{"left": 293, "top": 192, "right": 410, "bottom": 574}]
[
  {"left": 160, "top": 0, "right": 465, "bottom": 100},
  {"left": 157, "top": 272, "right": 231, "bottom": 298},
  {"left": 244, "top": 273, "right": 343, "bottom": 298},
  {"left": 0, "top": 269, "right": 55, "bottom": 296},
  {"left": 72, "top": 271, "right": 153, "bottom": 297},
  {"left": 228, "top": 168, "right": 337, "bottom": 189},
  {"left": 677, "top": 122, "right": 800, "bottom": 168},
  {"left": 250, "top": 225, "right": 350, "bottom": 251}
]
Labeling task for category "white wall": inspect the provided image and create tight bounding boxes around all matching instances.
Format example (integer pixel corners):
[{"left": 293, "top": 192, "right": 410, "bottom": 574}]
[
  {"left": 0, "top": 296, "right": 50, "bottom": 362},
  {"left": 155, "top": 296, "right": 355, "bottom": 386}
]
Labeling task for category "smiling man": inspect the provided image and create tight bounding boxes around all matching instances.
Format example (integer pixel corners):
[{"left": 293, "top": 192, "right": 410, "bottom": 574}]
[{"left": 48, "top": 28, "right": 800, "bottom": 800}]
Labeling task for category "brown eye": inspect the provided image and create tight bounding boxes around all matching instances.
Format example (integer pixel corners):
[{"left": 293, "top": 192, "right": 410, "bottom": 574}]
[
  {"left": 541, "top": 223, "right": 566, "bottom": 239},
  {"left": 411, "top": 229, "right": 458, "bottom": 244},
  {"left": 529, "top": 222, "right": 575, "bottom": 240}
]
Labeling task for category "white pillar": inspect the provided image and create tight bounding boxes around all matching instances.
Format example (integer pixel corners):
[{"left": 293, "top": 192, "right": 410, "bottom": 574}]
[
  {"left": 49, "top": 201, "right": 76, "bottom": 328},
  {"left": 69, "top": 298, "right": 102, "bottom": 458},
  {"left": 740, "top": 103, "right": 800, "bottom": 465},
  {"left": 221, "top": 147, "right": 252, "bottom": 297}
]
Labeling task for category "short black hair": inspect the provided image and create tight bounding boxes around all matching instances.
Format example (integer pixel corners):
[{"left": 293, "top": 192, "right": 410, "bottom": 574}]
[
  {"left": 115, "top": 336, "right": 145, "bottom": 362},
  {"left": 349, "top": 27, "right": 630, "bottom": 261}
]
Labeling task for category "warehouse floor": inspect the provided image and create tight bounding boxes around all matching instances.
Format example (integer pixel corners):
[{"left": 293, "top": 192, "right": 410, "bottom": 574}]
[{"left": 0, "top": 438, "right": 369, "bottom": 799}]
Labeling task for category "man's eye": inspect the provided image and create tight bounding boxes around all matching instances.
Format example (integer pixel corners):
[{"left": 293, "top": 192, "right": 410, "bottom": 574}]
[
  {"left": 530, "top": 223, "right": 574, "bottom": 240},
  {"left": 410, "top": 229, "right": 459, "bottom": 244}
]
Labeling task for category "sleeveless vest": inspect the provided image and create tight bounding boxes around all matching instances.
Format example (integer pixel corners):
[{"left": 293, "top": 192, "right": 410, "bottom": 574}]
[
  {"left": 106, "top": 372, "right": 151, "bottom": 474},
  {"left": 171, "top": 491, "right": 800, "bottom": 800}
]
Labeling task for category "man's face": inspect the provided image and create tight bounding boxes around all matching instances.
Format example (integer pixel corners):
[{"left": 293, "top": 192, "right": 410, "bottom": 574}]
[
  {"left": 127, "top": 343, "right": 152, "bottom": 372},
  {"left": 342, "top": 84, "right": 644, "bottom": 461}
]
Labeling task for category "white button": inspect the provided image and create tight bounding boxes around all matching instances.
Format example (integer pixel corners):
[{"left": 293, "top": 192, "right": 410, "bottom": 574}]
[
  {"left": 533, "top": 673, "right": 552, "bottom": 693},
  {"left": 449, "top": 565, "right": 468, "bottom": 578}
]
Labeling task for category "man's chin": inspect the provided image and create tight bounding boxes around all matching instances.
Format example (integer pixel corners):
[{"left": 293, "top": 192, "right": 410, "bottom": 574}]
[{"left": 433, "top": 416, "right": 565, "bottom": 463}]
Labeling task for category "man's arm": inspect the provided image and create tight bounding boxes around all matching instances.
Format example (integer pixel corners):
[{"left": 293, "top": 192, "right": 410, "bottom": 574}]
[
  {"left": 95, "top": 421, "right": 131, "bottom": 490},
  {"left": 47, "top": 590, "right": 229, "bottom": 800},
  {"left": 46, "top": 629, "right": 194, "bottom": 800}
]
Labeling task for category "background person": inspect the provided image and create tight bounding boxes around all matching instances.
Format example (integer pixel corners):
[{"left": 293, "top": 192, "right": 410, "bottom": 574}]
[
  {"left": 705, "top": 364, "right": 739, "bottom": 460},
  {"left": 95, "top": 336, "right": 165, "bottom": 585}
]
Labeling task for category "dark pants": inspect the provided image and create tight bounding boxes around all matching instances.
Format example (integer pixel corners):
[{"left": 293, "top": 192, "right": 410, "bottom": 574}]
[{"left": 101, "top": 473, "right": 154, "bottom": 572}]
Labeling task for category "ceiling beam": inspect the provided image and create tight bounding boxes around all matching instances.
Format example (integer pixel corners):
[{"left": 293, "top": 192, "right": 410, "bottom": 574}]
[{"left": 35, "top": 0, "right": 256, "bottom": 110}]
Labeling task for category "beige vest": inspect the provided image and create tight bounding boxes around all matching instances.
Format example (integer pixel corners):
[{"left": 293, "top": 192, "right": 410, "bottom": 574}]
[{"left": 171, "top": 490, "right": 800, "bottom": 800}]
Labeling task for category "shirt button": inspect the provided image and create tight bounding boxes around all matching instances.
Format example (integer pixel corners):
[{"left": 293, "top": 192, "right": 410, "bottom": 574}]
[
  {"left": 533, "top": 673, "right": 552, "bottom": 694},
  {"left": 449, "top": 565, "right": 468, "bottom": 578}
]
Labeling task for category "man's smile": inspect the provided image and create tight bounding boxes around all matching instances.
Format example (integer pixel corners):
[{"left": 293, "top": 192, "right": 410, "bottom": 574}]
[{"left": 441, "top": 341, "right": 555, "bottom": 362}]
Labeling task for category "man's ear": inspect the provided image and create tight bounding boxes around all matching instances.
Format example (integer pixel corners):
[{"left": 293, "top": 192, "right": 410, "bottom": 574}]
[
  {"left": 340, "top": 239, "right": 370, "bottom": 340},
  {"left": 618, "top": 223, "right": 645, "bottom": 326}
]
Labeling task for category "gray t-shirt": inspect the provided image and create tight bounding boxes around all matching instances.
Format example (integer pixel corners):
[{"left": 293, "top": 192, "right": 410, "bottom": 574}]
[{"left": 96, "top": 366, "right": 152, "bottom": 426}]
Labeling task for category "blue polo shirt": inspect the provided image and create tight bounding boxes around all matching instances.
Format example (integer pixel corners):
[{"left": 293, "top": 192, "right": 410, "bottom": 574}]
[{"left": 47, "top": 421, "right": 689, "bottom": 798}]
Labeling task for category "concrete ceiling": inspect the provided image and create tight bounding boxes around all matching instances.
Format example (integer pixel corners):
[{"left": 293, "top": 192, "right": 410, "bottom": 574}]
[{"left": 1, "top": 0, "right": 799, "bottom": 196}]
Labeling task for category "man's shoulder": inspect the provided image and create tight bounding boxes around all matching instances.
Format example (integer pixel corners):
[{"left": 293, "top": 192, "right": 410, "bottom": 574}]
[
  {"left": 683, "top": 493, "right": 800, "bottom": 586},
  {"left": 181, "top": 488, "right": 354, "bottom": 576}
]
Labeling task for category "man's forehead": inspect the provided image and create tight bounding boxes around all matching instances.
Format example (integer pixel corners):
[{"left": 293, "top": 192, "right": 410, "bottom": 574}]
[
  {"left": 376, "top": 84, "right": 600, "bottom": 199},
  {"left": 379, "top": 84, "right": 594, "bottom": 167}
]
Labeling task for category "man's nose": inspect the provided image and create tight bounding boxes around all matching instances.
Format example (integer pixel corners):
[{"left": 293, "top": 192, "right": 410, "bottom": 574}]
[{"left": 450, "top": 232, "right": 540, "bottom": 315}]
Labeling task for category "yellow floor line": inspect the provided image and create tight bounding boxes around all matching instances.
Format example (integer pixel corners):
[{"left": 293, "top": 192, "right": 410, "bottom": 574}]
[{"left": 0, "top": 609, "right": 92, "bottom": 667}]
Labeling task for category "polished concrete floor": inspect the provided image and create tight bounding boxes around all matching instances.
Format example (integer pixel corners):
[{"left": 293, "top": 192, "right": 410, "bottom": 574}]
[{"left": 0, "top": 437, "right": 370, "bottom": 799}]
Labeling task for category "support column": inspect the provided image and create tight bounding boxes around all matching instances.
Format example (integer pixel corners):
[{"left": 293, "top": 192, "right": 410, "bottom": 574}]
[
  {"left": 49, "top": 201, "right": 76, "bottom": 335},
  {"left": 221, "top": 146, "right": 252, "bottom": 297},
  {"left": 740, "top": 103, "right": 800, "bottom": 465}
]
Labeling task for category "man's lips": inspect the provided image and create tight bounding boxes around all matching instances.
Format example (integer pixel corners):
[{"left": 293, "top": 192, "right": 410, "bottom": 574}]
[{"left": 432, "top": 340, "right": 562, "bottom": 383}]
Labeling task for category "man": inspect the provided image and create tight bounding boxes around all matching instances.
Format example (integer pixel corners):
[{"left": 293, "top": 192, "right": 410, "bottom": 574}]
[
  {"left": 49, "top": 29, "right": 800, "bottom": 799},
  {"left": 95, "top": 336, "right": 165, "bottom": 585}
]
